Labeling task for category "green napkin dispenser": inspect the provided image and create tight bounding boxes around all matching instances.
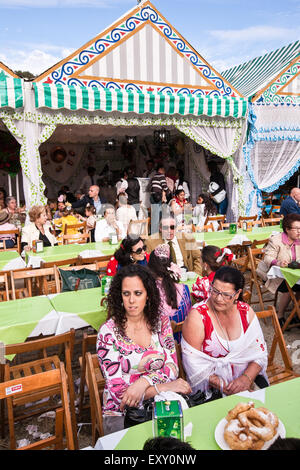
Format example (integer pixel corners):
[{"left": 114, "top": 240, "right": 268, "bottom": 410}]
[{"left": 153, "top": 400, "right": 183, "bottom": 440}]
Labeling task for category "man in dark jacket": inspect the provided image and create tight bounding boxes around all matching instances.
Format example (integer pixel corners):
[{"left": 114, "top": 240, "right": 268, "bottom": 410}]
[
  {"left": 71, "top": 185, "right": 107, "bottom": 216},
  {"left": 280, "top": 188, "right": 300, "bottom": 216},
  {"left": 125, "top": 167, "right": 140, "bottom": 213}
]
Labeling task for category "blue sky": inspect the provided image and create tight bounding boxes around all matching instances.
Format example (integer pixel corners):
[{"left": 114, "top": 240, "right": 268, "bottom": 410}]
[{"left": 0, "top": 0, "right": 299, "bottom": 76}]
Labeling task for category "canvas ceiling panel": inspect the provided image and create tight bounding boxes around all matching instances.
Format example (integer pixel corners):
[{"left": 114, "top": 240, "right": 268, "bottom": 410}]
[{"left": 79, "top": 23, "right": 213, "bottom": 91}]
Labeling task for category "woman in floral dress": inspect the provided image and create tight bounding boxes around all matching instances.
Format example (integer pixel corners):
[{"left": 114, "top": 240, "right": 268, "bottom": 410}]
[{"left": 97, "top": 264, "right": 191, "bottom": 434}]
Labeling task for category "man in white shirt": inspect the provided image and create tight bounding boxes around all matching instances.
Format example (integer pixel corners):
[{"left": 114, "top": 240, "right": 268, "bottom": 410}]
[{"left": 94, "top": 207, "right": 126, "bottom": 242}]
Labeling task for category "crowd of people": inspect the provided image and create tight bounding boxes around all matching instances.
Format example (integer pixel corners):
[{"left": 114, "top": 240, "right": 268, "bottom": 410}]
[{"left": 1, "top": 163, "right": 300, "bottom": 447}]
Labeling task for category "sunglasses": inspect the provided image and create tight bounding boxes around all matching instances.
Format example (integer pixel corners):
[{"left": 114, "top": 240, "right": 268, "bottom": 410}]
[
  {"left": 162, "top": 225, "right": 175, "bottom": 230},
  {"left": 131, "top": 244, "right": 147, "bottom": 255}
]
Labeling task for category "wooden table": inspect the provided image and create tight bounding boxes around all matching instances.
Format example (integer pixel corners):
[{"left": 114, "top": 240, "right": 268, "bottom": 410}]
[
  {"left": 94, "top": 378, "right": 300, "bottom": 450},
  {"left": 26, "top": 242, "right": 119, "bottom": 268},
  {"left": 194, "top": 225, "right": 282, "bottom": 249}
]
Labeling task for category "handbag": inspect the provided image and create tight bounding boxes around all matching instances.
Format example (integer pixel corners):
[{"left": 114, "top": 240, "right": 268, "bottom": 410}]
[
  {"left": 208, "top": 182, "right": 226, "bottom": 204},
  {"left": 59, "top": 267, "right": 101, "bottom": 292}
]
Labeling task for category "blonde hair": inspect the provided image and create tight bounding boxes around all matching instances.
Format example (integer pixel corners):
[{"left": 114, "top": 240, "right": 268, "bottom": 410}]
[{"left": 28, "top": 205, "right": 46, "bottom": 222}]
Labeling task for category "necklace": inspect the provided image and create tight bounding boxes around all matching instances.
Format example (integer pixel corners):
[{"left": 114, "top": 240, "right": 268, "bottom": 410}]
[{"left": 211, "top": 304, "right": 230, "bottom": 353}]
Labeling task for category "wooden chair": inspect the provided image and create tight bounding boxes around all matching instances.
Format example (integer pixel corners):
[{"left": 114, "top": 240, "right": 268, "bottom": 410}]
[
  {"left": 127, "top": 218, "right": 150, "bottom": 238},
  {"left": 280, "top": 282, "right": 300, "bottom": 333},
  {"left": 10, "top": 267, "right": 60, "bottom": 299},
  {"left": 171, "top": 321, "right": 186, "bottom": 381},
  {"left": 85, "top": 352, "right": 105, "bottom": 445},
  {"left": 78, "top": 332, "right": 97, "bottom": 416},
  {"left": 0, "top": 272, "right": 10, "bottom": 301},
  {"left": 62, "top": 233, "right": 91, "bottom": 245},
  {"left": 77, "top": 254, "right": 111, "bottom": 275},
  {"left": 63, "top": 221, "right": 87, "bottom": 235},
  {"left": 40, "top": 257, "right": 79, "bottom": 269},
  {"left": 220, "top": 222, "right": 230, "bottom": 230},
  {"left": 2, "top": 329, "right": 78, "bottom": 449},
  {"left": 202, "top": 223, "right": 215, "bottom": 232},
  {"left": 0, "top": 229, "right": 21, "bottom": 254},
  {"left": 246, "top": 245, "right": 267, "bottom": 311},
  {"left": 204, "top": 215, "right": 225, "bottom": 231},
  {"left": 269, "top": 205, "right": 281, "bottom": 218},
  {"left": 256, "top": 306, "right": 299, "bottom": 385},
  {"left": 0, "top": 362, "right": 75, "bottom": 450},
  {"left": 237, "top": 215, "right": 257, "bottom": 228},
  {"left": 261, "top": 216, "right": 282, "bottom": 227}
]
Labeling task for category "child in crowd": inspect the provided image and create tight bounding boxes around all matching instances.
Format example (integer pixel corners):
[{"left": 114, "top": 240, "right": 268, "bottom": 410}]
[
  {"left": 54, "top": 203, "right": 82, "bottom": 244},
  {"left": 192, "top": 245, "right": 234, "bottom": 303}
]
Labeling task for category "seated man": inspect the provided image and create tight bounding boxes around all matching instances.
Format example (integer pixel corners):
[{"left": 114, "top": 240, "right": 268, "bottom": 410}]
[
  {"left": 280, "top": 188, "right": 300, "bottom": 216},
  {"left": 94, "top": 207, "right": 126, "bottom": 242},
  {"left": 145, "top": 214, "right": 202, "bottom": 275},
  {"left": 72, "top": 185, "right": 106, "bottom": 216}
]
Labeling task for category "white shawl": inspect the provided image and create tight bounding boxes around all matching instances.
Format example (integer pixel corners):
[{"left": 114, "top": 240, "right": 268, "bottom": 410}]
[{"left": 181, "top": 315, "right": 268, "bottom": 394}]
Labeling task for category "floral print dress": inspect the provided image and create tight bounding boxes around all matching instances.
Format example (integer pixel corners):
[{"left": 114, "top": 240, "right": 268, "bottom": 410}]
[{"left": 97, "top": 314, "right": 179, "bottom": 416}]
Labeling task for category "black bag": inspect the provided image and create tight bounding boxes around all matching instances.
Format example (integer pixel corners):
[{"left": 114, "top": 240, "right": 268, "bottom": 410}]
[
  {"left": 150, "top": 192, "right": 162, "bottom": 204},
  {"left": 59, "top": 267, "right": 101, "bottom": 292},
  {"left": 124, "top": 398, "right": 154, "bottom": 428}
]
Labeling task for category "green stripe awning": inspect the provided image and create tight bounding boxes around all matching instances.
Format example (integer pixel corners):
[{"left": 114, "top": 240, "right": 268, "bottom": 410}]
[
  {"left": 0, "top": 77, "right": 23, "bottom": 109},
  {"left": 33, "top": 83, "right": 247, "bottom": 119}
]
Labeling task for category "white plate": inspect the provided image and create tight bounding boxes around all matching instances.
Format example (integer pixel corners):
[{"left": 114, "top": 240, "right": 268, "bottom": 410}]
[{"left": 215, "top": 417, "right": 286, "bottom": 450}]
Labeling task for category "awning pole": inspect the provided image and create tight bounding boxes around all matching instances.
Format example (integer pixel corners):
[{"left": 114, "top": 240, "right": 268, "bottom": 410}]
[
  {"left": 16, "top": 173, "right": 20, "bottom": 206},
  {"left": 8, "top": 174, "right": 12, "bottom": 196}
]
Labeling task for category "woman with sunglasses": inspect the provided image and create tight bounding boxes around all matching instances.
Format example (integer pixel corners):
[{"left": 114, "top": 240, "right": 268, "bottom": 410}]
[
  {"left": 181, "top": 266, "right": 268, "bottom": 399},
  {"left": 106, "top": 235, "right": 150, "bottom": 276}
]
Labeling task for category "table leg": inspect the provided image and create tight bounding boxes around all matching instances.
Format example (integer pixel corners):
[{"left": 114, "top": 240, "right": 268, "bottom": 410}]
[{"left": 282, "top": 282, "right": 300, "bottom": 332}]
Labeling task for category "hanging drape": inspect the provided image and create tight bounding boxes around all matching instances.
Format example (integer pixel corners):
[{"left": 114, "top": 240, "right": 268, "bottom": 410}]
[{"left": 244, "top": 103, "right": 300, "bottom": 215}]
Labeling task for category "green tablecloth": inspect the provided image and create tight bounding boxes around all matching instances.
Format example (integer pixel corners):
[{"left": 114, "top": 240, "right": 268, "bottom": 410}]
[
  {"left": 0, "top": 250, "right": 26, "bottom": 272},
  {"left": 48, "top": 287, "right": 108, "bottom": 334},
  {"left": 194, "top": 225, "right": 281, "bottom": 248},
  {"left": 26, "top": 242, "right": 119, "bottom": 267},
  {"left": 0, "top": 295, "right": 58, "bottom": 355},
  {"left": 96, "top": 378, "right": 300, "bottom": 450},
  {"left": 280, "top": 267, "right": 300, "bottom": 288}
]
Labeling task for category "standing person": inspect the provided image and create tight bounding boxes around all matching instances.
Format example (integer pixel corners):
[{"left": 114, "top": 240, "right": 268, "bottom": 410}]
[
  {"left": 72, "top": 185, "right": 106, "bottom": 216},
  {"left": 80, "top": 167, "right": 101, "bottom": 195},
  {"left": 182, "top": 266, "right": 268, "bottom": 396},
  {"left": 175, "top": 169, "right": 190, "bottom": 201},
  {"left": 280, "top": 188, "right": 300, "bottom": 216},
  {"left": 145, "top": 214, "right": 202, "bottom": 275},
  {"left": 143, "top": 159, "right": 156, "bottom": 179},
  {"left": 125, "top": 167, "right": 140, "bottom": 215},
  {"left": 149, "top": 164, "right": 170, "bottom": 234},
  {"left": 97, "top": 264, "right": 192, "bottom": 434},
  {"left": 169, "top": 189, "right": 188, "bottom": 230},
  {"left": 94, "top": 207, "right": 125, "bottom": 242},
  {"left": 0, "top": 188, "right": 7, "bottom": 210},
  {"left": 116, "top": 192, "right": 137, "bottom": 235},
  {"left": 208, "top": 162, "right": 228, "bottom": 215}
]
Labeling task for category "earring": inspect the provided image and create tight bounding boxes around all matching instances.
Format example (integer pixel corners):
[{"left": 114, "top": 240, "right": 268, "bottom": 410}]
[{"left": 130, "top": 255, "right": 134, "bottom": 262}]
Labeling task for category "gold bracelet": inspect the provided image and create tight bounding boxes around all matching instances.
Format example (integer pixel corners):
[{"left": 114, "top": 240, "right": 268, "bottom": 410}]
[{"left": 242, "top": 372, "right": 252, "bottom": 384}]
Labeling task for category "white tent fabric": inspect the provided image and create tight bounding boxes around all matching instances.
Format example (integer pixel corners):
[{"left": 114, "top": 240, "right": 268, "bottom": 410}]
[{"left": 244, "top": 103, "right": 300, "bottom": 215}]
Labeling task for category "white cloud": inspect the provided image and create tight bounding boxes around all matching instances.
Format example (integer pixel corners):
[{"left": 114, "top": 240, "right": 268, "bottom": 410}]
[{"left": 209, "top": 25, "right": 300, "bottom": 43}]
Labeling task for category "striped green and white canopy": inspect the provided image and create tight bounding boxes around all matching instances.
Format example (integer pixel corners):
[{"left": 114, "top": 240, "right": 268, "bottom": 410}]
[
  {"left": 222, "top": 40, "right": 300, "bottom": 98},
  {"left": 33, "top": 83, "right": 247, "bottom": 119},
  {"left": 0, "top": 77, "right": 23, "bottom": 109}
]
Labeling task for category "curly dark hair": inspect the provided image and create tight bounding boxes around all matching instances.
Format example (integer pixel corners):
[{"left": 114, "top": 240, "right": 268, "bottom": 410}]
[
  {"left": 148, "top": 250, "right": 178, "bottom": 309},
  {"left": 106, "top": 264, "right": 161, "bottom": 335},
  {"left": 114, "top": 235, "right": 144, "bottom": 266},
  {"left": 197, "top": 193, "right": 217, "bottom": 217}
]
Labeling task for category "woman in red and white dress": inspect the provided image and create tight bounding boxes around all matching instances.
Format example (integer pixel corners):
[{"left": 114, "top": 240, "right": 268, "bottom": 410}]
[{"left": 182, "top": 266, "right": 268, "bottom": 397}]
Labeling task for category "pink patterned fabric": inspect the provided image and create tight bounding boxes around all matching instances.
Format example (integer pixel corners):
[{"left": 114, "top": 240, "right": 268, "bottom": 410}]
[{"left": 97, "top": 314, "right": 179, "bottom": 415}]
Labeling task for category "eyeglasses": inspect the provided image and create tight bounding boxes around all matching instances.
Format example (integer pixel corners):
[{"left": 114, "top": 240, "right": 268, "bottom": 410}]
[
  {"left": 131, "top": 244, "right": 147, "bottom": 255},
  {"left": 287, "top": 227, "right": 300, "bottom": 232},
  {"left": 162, "top": 225, "right": 175, "bottom": 230},
  {"left": 209, "top": 286, "right": 238, "bottom": 301}
]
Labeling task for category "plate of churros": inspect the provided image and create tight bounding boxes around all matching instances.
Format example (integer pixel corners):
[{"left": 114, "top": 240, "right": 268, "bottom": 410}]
[{"left": 215, "top": 402, "right": 286, "bottom": 450}]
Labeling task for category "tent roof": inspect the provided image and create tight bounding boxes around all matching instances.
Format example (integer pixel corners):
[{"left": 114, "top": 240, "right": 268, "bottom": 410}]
[
  {"left": 0, "top": 76, "right": 23, "bottom": 109},
  {"left": 33, "top": 82, "right": 247, "bottom": 118},
  {"left": 221, "top": 40, "right": 300, "bottom": 100},
  {"left": 34, "top": 0, "right": 242, "bottom": 99},
  {"left": 0, "top": 61, "right": 20, "bottom": 79}
]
